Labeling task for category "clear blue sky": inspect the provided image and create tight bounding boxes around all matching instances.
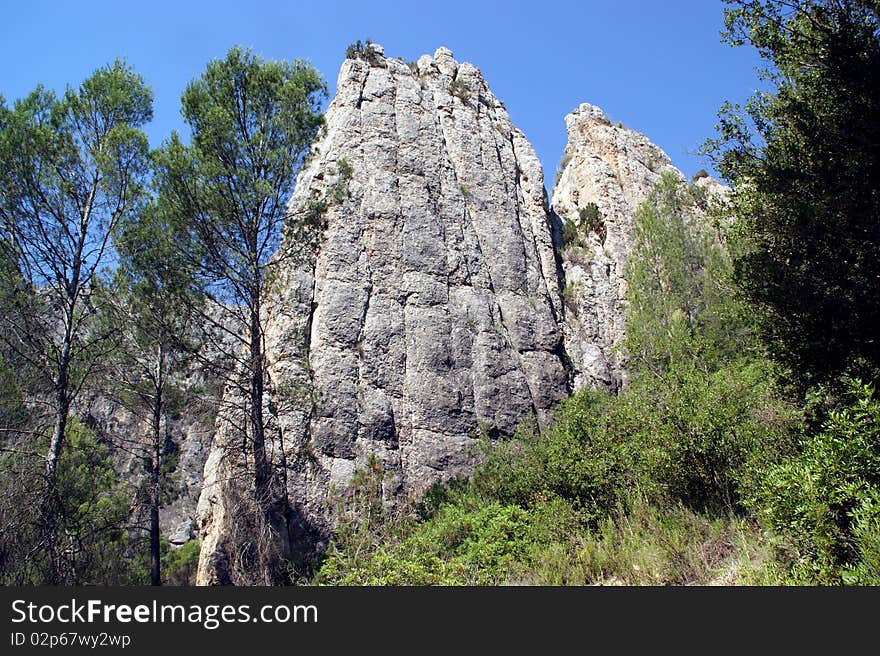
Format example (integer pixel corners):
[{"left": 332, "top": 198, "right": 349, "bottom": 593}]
[{"left": 1, "top": 0, "right": 763, "bottom": 184}]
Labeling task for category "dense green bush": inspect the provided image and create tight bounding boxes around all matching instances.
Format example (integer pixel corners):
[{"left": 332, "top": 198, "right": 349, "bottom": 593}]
[
  {"left": 625, "top": 360, "right": 796, "bottom": 514},
  {"left": 707, "top": 1, "right": 880, "bottom": 389},
  {"left": 577, "top": 203, "right": 604, "bottom": 238},
  {"left": 345, "top": 40, "right": 380, "bottom": 63},
  {"left": 471, "top": 391, "right": 632, "bottom": 518},
  {"left": 754, "top": 379, "right": 880, "bottom": 583},
  {"left": 626, "top": 173, "right": 755, "bottom": 378},
  {"left": 560, "top": 219, "right": 580, "bottom": 249},
  {"left": 0, "top": 419, "right": 135, "bottom": 584},
  {"left": 622, "top": 173, "right": 796, "bottom": 512},
  {"left": 163, "top": 540, "right": 201, "bottom": 585}
]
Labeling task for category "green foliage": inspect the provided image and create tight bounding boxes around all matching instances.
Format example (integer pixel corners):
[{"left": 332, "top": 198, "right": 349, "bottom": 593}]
[
  {"left": 577, "top": 202, "right": 604, "bottom": 238},
  {"left": 163, "top": 540, "right": 201, "bottom": 586},
  {"left": 560, "top": 219, "right": 582, "bottom": 249},
  {"left": 114, "top": 198, "right": 202, "bottom": 336},
  {"left": 154, "top": 45, "right": 326, "bottom": 306},
  {"left": 336, "top": 156, "right": 354, "bottom": 181},
  {"left": 315, "top": 480, "right": 767, "bottom": 586},
  {"left": 472, "top": 392, "right": 631, "bottom": 518},
  {"left": 0, "top": 60, "right": 153, "bottom": 584},
  {"left": 754, "top": 379, "right": 880, "bottom": 583},
  {"left": 624, "top": 173, "right": 796, "bottom": 513},
  {"left": 328, "top": 157, "right": 354, "bottom": 204},
  {"left": 0, "top": 353, "right": 26, "bottom": 433},
  {"left": 625, "top": 172, "right": 755, "bottom": 379},
  {"left": 447, "top": 78, "right": 471, "bottom": 102},
  {"left": 627, "top": 359, "right": 796, "bottom": 514},
  {"left": 845, "top": 490, "right": 880, "bottom": 584},
  {"left": 546, "top": 496, "right": 763, "bottom": 586},
  {"left": 706, "top": 0, "right": 880, "bottom": 387},
  {"left": 0, "top": 419, "right": 135, "bottom": 584},
  {"left": 0, "top": 61, "right": 153, "bottom": 289}
]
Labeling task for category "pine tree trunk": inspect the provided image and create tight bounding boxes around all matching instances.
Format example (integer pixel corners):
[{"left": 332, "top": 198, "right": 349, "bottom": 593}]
[
  {"left": 42, "top": 324, "right": 73, "bottom": 585},
  {"left": 250, "top": 303, "right": 268, "bottom": 506},
  {"left": 149, "top": 342, "right": 164, "bottom": 586}
]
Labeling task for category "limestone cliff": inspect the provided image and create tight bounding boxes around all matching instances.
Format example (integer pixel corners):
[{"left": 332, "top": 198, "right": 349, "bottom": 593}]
[
  {"left": 195, "top": 46, "right": 570, "bottom": 583},
  {"left": 192, "top": 46, "right": 716, "bottom": 584},
  {"left": 551, "top": 103, "right": 684, "bottom": 391}
]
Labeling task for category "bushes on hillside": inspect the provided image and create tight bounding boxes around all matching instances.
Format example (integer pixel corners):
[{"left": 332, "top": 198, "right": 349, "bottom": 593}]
[{"left": 754, "top": 379, "right": 880, "bottom": 583}]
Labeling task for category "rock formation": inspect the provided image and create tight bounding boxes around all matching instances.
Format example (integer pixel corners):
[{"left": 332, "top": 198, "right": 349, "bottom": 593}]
[
  {"left": 551, "top": 103, "right": 684, "bottom": 391},
  {"left": 192, "top": 46, "right": 718, "bottom": 584},
  {"left": 195, "top": 46, "right": 570, "bottom": 583}
]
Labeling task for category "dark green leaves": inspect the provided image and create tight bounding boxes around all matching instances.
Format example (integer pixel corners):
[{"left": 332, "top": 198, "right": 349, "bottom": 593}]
[{"left": 706, "top": 1, "right": 880, "bottom": 387}]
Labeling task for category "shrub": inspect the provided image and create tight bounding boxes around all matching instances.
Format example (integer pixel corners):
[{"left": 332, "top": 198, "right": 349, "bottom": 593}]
[
  {"left": 0, "top": 419, "right": 135, "bottom": 584},
  {"left": 691, "top": 169, "right": 709, "bottom": 183},
  {"left": 578, "top": 203, "right": 604, "bottom": 239},
  {"left": 163, "top": 539, "right": 200, "bottom": 585},
  {"left": 471, "top": 390, "right": 632, "bottom": 518},
  {"left": 561, "top": 219, "right": 581, "bottom": 249},
  {"left": 624, "top": 359, "right": 797, "bottom": 514},
  {"left": 345, "top": 40, "right": 381, "bottom": 64},
  {"left": 448, "top": 78, "right": 470, "bottom": 102},
  {"left": 754, "top": 379, "right": 880, "bottom": 583}
]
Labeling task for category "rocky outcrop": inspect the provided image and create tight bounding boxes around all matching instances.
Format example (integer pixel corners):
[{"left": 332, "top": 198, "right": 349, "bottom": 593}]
[
  {"left": 192, "top": 44, "right": 722, "bottom": 584},
  {"left": 195, "top": 46, "right": 570, "bottom": 583},
  {"left": 551, "top": 103, "right": 684, "bottom": 391}
]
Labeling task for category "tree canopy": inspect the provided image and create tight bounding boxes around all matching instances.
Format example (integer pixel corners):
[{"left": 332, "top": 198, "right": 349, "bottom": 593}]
[{"left": 707, "top": 0, "right": 880, "bottom": 387}]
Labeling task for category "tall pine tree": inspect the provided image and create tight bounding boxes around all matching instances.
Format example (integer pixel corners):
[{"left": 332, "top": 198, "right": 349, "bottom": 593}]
[
  {"left": 154, "top": 46, "right": 325, "bottom": 583},
  {"left": 0, "top": 62, "right": 152, "bottom": 583}
]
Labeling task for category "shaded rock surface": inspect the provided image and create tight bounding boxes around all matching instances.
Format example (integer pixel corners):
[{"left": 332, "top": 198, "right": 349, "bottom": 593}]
[{"left": 84, "top": 395, "right": 213, "bottom": 545}]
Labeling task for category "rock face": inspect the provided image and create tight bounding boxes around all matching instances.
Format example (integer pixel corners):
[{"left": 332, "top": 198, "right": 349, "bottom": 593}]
[
  {"left": 84, "top": 395, "right": 213, "bottom": 545},
  {"left": 551, "top": 103, "right": 683, "bottom": 391},
  {"left": 192, "top": 49, "right": 713, "bottom": 584},
  {"left": 195, "top": 46, "right": 570, "bottom": 583}
]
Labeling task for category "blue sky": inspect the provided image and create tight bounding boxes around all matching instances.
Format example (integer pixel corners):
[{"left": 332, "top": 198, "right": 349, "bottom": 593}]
[{"left": 1, "top": 0, "right": 763, "bottom": 184}]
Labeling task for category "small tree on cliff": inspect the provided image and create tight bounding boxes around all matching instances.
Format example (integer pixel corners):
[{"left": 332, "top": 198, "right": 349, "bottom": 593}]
[
  {"left": 154, "top": 46, "right": 325, "bottom": 581},
  {"left": 0, "top": 62, "right": 152, "bottom": 584}
]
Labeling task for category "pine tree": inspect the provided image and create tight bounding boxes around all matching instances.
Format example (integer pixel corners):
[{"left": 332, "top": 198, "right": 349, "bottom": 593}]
[
  {"left": 154, "top": 46, "right": 325, "bottom": 582},
  {"left": 110, "top": 198, "right": 202, "bottom": 585},
  {"left": 0, "top": 62, "right": 152, "bottom": 583}
]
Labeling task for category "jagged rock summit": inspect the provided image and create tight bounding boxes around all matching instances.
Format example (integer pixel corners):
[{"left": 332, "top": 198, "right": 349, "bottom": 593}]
[
  {"left": 195, "top": 46, "right": 570, "bottom": 583},
  {"left": 551, "top": 102, "right": 684, "bottom": 391}
]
